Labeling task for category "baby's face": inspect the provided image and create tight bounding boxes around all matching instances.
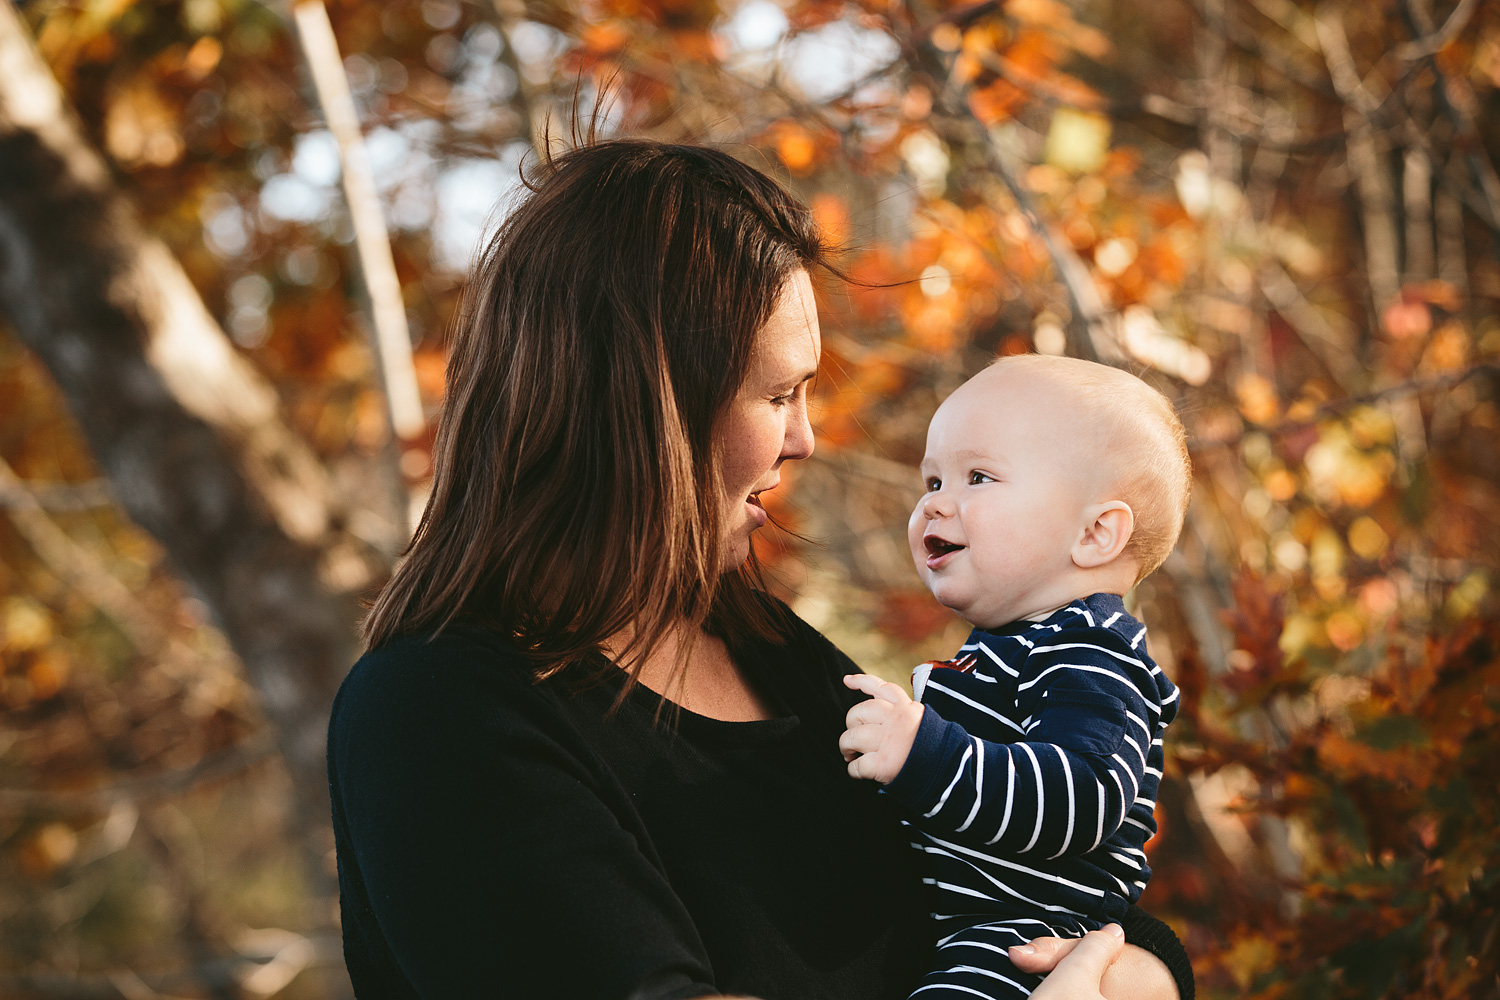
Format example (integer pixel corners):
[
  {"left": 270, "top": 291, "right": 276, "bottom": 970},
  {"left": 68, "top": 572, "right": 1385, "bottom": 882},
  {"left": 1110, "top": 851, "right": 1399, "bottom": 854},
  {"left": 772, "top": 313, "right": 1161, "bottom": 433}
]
[{"left": 907, "top": 369, "right": 1104, "bottom": 629}]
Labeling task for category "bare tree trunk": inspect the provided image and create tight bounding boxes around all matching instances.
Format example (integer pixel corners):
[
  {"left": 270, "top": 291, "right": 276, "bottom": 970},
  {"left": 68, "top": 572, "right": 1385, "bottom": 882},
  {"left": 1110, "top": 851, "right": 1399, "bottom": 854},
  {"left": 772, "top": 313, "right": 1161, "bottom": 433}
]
[{"left": 0, "top": 6, "right": 368, "bottom": 993}]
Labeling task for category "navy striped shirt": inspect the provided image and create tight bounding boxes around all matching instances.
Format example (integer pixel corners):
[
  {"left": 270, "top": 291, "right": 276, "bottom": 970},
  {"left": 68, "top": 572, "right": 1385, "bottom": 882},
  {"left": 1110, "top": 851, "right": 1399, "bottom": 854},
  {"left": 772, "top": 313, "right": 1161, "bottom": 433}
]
[{"left": 884, "top": 593, "right": 1177, "bottom": 932}]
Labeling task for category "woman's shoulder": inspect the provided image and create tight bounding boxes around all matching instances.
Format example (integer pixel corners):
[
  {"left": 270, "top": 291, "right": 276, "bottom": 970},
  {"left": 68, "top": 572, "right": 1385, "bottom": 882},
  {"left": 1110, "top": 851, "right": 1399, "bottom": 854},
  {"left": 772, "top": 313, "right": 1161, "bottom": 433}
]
[
  {"left": 330, "top": 627, "right": 563, "bottom": 757},
  {"left": 341, "top": 625, "right": 530, "bottom": 695}
]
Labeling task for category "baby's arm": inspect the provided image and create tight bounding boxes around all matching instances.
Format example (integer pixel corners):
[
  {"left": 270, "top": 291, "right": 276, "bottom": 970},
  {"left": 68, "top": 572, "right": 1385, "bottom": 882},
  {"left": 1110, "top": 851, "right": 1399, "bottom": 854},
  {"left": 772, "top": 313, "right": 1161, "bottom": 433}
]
[{"left": 844, "top": 628, "right": 1164, "bottom": 859}]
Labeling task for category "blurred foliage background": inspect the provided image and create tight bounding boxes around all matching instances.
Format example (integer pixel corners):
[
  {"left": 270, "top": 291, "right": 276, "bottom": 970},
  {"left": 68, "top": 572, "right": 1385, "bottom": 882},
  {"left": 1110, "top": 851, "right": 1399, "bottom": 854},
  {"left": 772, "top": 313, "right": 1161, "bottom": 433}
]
[{"left": 0, "top": 0, "right": 1497, "bottom": 995}]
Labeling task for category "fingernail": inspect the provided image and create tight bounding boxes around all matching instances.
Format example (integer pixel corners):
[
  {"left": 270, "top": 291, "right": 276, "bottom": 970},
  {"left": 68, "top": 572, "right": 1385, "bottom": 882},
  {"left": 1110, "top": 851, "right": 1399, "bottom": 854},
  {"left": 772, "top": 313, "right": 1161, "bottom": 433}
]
[
  {"left": 1105, "top": 923, "right": 1124, "bottom": 939},
  {"left": 1011, "top": 944, "right": 1035, "bottom": 955}
]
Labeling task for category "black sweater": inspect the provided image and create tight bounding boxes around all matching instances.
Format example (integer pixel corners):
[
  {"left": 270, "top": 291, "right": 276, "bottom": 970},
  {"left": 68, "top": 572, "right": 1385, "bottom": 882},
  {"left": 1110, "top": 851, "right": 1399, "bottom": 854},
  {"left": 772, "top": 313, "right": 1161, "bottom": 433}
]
[{"left": 327, "top": 611, "right": 933, "bottom": 999}]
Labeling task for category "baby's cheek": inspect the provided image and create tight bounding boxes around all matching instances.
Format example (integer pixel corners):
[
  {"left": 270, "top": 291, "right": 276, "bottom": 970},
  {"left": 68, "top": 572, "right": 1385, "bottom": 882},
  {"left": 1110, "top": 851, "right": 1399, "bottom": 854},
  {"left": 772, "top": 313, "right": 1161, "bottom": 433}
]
[{"left": 906, "top": 510, "right": 927, "bottom": 567}]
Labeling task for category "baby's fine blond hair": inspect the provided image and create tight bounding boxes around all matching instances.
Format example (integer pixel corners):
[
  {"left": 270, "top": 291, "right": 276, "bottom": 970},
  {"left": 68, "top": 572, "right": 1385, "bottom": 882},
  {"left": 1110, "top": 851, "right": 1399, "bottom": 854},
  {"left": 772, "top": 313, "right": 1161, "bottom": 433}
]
[{"left": 987, "top": 354, "right": 1192, "bottom": 582}]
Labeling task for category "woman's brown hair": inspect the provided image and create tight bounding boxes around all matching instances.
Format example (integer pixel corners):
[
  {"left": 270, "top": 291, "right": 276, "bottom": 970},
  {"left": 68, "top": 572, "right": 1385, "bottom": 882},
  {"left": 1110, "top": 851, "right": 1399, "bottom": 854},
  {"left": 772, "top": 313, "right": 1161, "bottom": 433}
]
[{"left": 363, "top": 140, "right": 828, "bottom": 683}]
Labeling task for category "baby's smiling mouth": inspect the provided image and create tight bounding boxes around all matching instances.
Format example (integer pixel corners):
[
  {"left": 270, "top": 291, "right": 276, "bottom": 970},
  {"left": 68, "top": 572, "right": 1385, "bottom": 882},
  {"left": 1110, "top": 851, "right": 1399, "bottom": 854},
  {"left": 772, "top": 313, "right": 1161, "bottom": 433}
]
[{"left": 924, "top": 535, "right": 964, "bottom": 557}]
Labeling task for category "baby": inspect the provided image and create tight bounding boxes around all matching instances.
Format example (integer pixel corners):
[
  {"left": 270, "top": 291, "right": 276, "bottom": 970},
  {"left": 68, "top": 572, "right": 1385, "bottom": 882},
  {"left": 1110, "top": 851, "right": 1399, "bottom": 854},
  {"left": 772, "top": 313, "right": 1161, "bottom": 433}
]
[{"left": 840, "top": 354, "right": 1190, "bottom": 1000}]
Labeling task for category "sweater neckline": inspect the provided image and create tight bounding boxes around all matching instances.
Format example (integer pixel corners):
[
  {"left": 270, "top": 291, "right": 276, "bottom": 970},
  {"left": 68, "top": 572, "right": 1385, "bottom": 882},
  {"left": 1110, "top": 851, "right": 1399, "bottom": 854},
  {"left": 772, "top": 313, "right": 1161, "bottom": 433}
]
[
  {"left": 445, "top": 622, "right": 803, "bottom": 739},
  {"left": 596, "top": 649, "right": 803, "bottom": 742}
]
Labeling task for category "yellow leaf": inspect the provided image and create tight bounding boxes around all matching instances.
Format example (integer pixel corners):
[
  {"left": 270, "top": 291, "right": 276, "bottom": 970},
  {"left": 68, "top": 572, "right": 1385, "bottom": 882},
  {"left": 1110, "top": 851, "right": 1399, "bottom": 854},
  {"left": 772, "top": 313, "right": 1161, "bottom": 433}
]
[
  {"left": 1348, "top": 517, "right": 1389, "bottom": 560},
  {"left": 1234, "top": 373, "right": 1279, "bottom": 425},
  {"left": 103, "top": 79, "right": 184, "bottom": 169},
  {"left": 182, "top": 36, "right": 222, "bottom": 80},
  {"left": 1222, "top": 933, "right": 1278, "bottom": 992},
  {"left": 2, "top": 597, "right": 52, "bottom": 653},
  {"left": 1044, "top": 108, "right": 1110, "bottom": 174}
]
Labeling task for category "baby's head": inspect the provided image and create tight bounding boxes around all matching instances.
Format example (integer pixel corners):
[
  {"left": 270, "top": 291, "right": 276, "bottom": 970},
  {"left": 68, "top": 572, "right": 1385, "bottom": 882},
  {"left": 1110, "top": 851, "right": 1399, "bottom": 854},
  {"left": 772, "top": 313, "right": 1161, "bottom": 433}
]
[{"left": 908, "top": 354, "right": 1191, "bottom": 629}]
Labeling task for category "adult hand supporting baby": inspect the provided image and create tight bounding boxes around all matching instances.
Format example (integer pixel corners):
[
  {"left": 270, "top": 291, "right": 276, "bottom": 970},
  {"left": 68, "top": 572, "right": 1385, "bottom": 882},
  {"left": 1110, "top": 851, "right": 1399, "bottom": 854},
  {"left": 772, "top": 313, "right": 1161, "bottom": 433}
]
[
  {"left": 1013, "top": 925, "right": 1180, "bottom": 1000},
  {"left": 707, "top": 927, "right": 1177, "bottom": 1000}
]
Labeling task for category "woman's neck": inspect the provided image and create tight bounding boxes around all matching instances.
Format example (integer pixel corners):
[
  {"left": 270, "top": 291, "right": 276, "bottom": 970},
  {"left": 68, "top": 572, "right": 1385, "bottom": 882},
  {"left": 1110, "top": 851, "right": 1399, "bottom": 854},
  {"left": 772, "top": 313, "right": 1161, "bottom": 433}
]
[{"left": 611, "top": 625, "right": 775, "bottom": 722}]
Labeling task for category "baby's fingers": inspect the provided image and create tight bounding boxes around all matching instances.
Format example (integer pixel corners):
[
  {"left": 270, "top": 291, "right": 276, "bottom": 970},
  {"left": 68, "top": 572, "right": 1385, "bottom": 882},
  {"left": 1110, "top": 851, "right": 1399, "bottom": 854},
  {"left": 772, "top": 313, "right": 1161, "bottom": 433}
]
[
  {"left": 845, "top": 698, "right": 893, "bottom": 729},
  {"left": 845, "top": 750, "right": 889, "bottom": 782},
  {"left": 838, "top": 723, "right": 885, "bottom": 760},
  {"left": 842, "top": 673, "right": 913, "bottom": 706}
]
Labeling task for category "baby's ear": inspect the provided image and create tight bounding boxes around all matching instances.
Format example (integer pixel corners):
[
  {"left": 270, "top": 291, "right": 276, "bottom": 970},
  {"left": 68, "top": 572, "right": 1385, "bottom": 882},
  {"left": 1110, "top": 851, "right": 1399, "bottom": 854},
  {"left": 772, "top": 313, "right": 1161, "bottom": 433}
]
[{"left": 1072, "top": 501, "right": 1134, "bottom": 569}]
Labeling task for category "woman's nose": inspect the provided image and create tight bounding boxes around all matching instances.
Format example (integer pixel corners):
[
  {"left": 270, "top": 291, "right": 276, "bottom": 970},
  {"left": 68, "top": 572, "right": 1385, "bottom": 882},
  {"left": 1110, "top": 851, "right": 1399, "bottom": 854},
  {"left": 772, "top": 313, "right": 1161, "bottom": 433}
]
[{"left": 782, "top": 403, "right": 815, "bottom": 462}]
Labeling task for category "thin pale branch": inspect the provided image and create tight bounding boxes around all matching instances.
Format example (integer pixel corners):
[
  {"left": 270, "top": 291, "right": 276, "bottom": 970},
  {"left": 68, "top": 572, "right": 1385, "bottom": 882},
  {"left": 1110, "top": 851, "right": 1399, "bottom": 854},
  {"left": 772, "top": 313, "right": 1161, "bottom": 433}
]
[
  {"left": 487, "top": 0, "right": 546, "bottom": 158},
  {"left": 1316, "top": 1, "right": 1402, "bottom": 312},
  {"left": 1402, "top": 0, "right": 1500, "bottom": 231},
  {"left": 0, "top": 453, "right": 166, "bottom": 650},
  {"left": 1256, "top": 262, "right": 1364, "bottom": 393},
  {"left": 292, "top": 1, "right": 425, "bottom": 445},
  {"left": 925, "top": 110, "right": 1106, "bottom": 362},
  {"left": 0, "top": 477, "right": 114, "bottom": 511},
  {"left": 1397, "top": 0, "right": 1482, "bottom": 60}
]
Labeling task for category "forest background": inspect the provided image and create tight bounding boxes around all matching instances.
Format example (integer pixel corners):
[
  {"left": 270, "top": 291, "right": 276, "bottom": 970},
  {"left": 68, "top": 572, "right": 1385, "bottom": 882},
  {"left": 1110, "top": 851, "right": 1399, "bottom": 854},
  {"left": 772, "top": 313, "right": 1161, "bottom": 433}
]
[{"left": 0, "top": 0, "right": 1497, "bottom": 995}]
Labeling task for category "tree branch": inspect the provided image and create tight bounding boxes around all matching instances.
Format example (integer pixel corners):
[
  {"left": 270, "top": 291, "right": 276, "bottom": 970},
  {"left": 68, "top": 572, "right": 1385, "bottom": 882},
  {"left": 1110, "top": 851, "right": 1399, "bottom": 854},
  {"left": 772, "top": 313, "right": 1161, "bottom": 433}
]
[
  {"left": 0, "top": 932, "right": 342, "bottom": 1000},
  {"left": 1188, "top": 362, "right": 1500, "bottom": 453},
  {"left": 1256, "top": 261, "right": 1364, "bottom": 393},
  {"left": 1397, "top": 0, "right": 1482, "bottom": 60},
  {"left": 292, "top": 1, "right": 425, "bottom": 447},
  {"left": 488, "top": 0, "right": 547, "bottom": 159},
  {"left": 1316, "top": 1, "right": 1402, "bottom": 313},
  {"left": 0, "top": 477, "right": 114, "bottom": 511},
  {"left": 1402, "top": 0, "right": 1500, "bottom": 233},
  {"left": 929, "top": 110, "right": 1106, "bottom": 362},
  {"left": 0, "top": 453, "right": 167, "bottom": 650},
  {"left": 0, "top": 734, "right": 276, "bottom": 817}
]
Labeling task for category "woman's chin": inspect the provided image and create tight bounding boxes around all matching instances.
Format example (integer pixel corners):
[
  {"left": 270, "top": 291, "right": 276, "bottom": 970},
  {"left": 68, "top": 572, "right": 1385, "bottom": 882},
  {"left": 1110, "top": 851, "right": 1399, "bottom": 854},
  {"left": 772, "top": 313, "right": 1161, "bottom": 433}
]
[
  {"left": 721, "top": 543, "right": 752, "bottom": 572},
  {"left": 721, "top": 522, "right": 759, "bottom": 571}
]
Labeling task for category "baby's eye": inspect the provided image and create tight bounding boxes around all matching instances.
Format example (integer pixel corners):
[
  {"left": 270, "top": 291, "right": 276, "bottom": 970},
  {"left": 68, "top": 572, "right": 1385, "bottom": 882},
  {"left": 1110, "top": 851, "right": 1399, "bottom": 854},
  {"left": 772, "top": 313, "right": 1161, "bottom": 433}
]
[
  {"left": 968, "top": 471, "right": 995, "bottom": 485},
  {"left": 924, "top": 477, "right": 942, "bottom": 492}
]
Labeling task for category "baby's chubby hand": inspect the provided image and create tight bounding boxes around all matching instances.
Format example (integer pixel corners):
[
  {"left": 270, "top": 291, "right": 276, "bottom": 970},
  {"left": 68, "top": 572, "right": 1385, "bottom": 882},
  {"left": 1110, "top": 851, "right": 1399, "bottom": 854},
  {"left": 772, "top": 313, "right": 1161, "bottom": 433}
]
[{"left": 839, "top": 674, "right": 926, "bottom": 785}]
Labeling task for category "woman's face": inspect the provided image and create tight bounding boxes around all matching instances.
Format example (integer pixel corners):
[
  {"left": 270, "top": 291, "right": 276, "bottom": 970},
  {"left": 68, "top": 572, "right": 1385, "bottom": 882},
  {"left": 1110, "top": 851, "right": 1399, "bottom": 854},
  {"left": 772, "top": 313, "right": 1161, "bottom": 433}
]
[{"left": 717, "top": 269, "right": 821, "bottom": 570}]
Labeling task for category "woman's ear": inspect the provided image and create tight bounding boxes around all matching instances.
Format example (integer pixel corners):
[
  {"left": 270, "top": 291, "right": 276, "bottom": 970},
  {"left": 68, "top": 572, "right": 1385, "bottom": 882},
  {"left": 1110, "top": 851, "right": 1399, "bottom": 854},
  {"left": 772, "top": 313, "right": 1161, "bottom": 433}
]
[{"left": 1072, "top": 501, "right": 1135, "bottom": 569}]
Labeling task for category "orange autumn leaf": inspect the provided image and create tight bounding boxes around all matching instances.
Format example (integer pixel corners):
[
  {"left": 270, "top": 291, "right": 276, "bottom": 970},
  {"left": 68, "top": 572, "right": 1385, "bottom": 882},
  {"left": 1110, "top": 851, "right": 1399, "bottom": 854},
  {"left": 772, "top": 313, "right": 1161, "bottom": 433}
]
[
  {"left": 769, "top": 121, "right": 819, "bottom": 174},
  {"left": 811, "top": 193, "right": 850, "bottom": 245},
  {"left": 412, "top": 348, "right": 447, "bottom": 402},
  {"left": 969, "top": 78, "right": 1024, "bottom": 124},
  {"left": 581, "top": 21, "right": 631, "bottom": 55}
]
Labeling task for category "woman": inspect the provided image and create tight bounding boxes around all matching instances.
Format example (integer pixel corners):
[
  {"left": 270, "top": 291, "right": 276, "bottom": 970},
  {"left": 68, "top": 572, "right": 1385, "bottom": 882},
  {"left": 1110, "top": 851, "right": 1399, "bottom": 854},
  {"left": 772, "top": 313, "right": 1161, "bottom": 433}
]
[{"left": 328, "top": 140, "right": 1192, "bottom": 999}]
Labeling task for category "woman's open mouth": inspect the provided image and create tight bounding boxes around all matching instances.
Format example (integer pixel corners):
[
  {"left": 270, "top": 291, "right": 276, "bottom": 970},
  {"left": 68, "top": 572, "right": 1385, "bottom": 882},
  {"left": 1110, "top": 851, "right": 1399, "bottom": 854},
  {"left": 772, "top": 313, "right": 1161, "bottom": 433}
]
[
  {"left": 924, "top": 534, "right": 964, "bottom": 568},
  {"left": 746, "top": 492, "right": 768, "bottom": 527}
]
